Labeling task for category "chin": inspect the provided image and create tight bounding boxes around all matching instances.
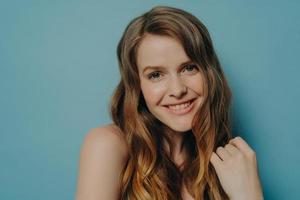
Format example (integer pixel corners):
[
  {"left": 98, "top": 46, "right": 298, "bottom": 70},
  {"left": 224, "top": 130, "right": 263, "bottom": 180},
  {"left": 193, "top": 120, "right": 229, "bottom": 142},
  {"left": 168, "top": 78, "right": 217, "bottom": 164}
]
[
  {"left": 151, "top": 112, "right": 195, "bottom": 133},
  {"left": 165, "top": 122, "right": 192, "bottom": 133}
]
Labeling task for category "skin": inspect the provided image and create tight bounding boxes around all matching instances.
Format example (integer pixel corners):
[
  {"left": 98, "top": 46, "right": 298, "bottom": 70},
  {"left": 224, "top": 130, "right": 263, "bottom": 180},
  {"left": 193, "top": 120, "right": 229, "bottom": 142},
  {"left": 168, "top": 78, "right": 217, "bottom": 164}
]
[
  {"left": 136, "top": 33, "right": 205, "bottom": 159},
  {"left": 210, "top": 137, "right": 264, "bottom": 200},
  {"left": 76, "top": 125, "right": 129, "bottom": 200},
  {"left": 137, "top": 33, "right": 264, "bottom": 199},
  {"left": 76, "top": 33, "right": 263, "bottom": 200}
]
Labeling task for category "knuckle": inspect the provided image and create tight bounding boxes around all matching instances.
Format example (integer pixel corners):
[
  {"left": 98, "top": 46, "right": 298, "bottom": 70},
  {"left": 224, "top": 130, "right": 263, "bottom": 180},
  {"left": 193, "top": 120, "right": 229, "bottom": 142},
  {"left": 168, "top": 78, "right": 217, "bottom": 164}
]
[
  {"left": 248, "top": 149, "right": 256, "bottom": 157},
  {"left": 235, "top": 136, "right": 242, "bottom": 141},
  {"left": 216, "top": 146, "right": 223, "bottom": 153},
  {"left": 231, "top": 136, "right": 240, "bottom": 143}
]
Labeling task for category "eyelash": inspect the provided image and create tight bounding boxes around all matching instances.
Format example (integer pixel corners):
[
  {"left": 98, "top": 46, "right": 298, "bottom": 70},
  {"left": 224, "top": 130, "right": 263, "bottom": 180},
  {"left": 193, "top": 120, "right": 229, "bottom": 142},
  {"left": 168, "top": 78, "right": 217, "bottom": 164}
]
[{"left": 147, "top": 64, "right": 199, "bottom": 80}]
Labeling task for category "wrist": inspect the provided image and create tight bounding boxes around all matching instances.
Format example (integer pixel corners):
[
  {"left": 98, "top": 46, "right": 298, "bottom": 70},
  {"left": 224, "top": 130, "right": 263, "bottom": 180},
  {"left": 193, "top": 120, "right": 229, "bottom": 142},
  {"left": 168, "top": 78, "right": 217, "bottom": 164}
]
[
  {"left": 231, "top": 195, "right": 264, "bottom": 200},
  {"left": 229, "top": 187, "right": 264, "bottom": 200}
]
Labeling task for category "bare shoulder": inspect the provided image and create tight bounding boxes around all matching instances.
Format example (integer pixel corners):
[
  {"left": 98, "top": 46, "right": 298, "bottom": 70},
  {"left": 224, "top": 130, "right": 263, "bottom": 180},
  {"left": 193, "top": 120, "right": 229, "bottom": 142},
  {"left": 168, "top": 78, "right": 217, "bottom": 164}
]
[
  {"left": 83, "top": 124, "right": 128, "bottom": 158},
  {"left": 76, "top": 124, "right": 129, "bottom": 200}
]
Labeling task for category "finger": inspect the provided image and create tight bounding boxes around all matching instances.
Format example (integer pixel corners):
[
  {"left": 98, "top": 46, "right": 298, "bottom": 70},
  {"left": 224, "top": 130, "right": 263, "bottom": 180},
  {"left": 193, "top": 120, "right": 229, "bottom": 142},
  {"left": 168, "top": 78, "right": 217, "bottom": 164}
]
[
  {"left": 216, "top": 146, "right": 231, "bottom": 161},
  {"left": 210, "top": 152, "right": 222, "bottom": 171},
  {"left": 224, "top": 143, "right": 239, "bottom": 155},
  {"left": 229, "top": 136, "right": 255, "bottom": 155}
]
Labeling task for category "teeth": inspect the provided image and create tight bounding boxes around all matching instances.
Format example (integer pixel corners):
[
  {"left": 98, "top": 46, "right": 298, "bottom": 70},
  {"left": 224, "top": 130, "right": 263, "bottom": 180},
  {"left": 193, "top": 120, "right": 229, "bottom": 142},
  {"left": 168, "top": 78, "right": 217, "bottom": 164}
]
[{"left": 168, "top": 101, "right": 191, "bottom": 110}]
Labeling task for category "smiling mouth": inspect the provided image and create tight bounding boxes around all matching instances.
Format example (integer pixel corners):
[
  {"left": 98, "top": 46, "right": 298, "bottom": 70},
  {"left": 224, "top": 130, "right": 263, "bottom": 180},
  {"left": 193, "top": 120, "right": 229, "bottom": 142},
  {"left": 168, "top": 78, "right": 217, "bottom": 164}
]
[{"left": 164, "top": 98, "right": 196, "bottom": 115}]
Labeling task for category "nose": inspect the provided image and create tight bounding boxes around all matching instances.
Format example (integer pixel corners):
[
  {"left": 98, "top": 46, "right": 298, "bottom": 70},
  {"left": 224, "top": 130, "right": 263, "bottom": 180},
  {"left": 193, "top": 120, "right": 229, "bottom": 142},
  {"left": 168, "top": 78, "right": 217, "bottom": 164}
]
[{"left": 167, "top": 76, "right": 187, "bottom": 98}]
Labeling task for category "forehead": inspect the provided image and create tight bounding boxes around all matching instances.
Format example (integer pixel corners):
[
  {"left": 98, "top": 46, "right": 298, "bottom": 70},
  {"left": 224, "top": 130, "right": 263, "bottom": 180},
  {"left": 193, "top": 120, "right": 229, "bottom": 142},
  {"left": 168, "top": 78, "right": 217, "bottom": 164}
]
[{"left": 136, "top": 34, "right": 190, "bottom": 71}]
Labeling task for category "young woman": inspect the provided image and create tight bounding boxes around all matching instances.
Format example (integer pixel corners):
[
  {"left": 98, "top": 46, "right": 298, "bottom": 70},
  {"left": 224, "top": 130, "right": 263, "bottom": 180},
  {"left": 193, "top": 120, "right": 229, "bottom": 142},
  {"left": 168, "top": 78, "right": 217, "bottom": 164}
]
[{"left": 76, "top": 6, "right": 264, "bottom": 200}]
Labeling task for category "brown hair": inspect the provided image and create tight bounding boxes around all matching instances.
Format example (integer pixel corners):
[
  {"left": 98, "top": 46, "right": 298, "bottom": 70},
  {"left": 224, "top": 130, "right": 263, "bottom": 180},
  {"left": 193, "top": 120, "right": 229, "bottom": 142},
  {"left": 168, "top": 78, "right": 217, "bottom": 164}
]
[{"left": 110, "top": 5, "right": 232, "bottom": 200}]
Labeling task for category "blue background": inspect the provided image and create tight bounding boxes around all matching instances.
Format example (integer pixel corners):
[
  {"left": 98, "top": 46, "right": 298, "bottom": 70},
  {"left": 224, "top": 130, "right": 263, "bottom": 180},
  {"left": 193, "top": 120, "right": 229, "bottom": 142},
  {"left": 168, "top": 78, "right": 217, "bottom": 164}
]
[{"left": 1, "top": 1, "right": 299, "bottom": 199}]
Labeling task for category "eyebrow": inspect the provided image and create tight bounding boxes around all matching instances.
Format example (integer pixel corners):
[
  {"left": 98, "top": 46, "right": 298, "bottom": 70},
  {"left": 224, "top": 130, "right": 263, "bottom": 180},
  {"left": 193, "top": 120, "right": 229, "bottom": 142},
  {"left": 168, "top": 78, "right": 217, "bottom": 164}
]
[{"left": 142, "top": 60, "right": 193, "bottom": 74}]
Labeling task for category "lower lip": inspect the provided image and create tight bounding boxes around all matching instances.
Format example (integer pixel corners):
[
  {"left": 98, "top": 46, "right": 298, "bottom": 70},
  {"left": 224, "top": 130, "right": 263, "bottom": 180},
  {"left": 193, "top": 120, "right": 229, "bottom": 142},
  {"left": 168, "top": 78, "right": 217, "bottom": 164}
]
[{"left": 164, "top": 99, "right": 196, "bottom": 116}]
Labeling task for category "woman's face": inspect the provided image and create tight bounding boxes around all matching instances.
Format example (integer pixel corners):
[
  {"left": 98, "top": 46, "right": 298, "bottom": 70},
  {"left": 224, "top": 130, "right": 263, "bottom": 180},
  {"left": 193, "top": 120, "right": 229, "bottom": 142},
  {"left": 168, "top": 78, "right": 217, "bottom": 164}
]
[{"left": 136, "top": 34, "right": 205, "bottom": 132}]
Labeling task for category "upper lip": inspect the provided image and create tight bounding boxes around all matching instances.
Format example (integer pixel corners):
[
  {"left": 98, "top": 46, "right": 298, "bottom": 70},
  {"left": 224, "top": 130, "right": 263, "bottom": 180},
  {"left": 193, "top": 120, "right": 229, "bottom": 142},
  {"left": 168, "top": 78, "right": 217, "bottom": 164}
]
[{"left": 163, "top": 98, "right": 196, "bottom": 106}]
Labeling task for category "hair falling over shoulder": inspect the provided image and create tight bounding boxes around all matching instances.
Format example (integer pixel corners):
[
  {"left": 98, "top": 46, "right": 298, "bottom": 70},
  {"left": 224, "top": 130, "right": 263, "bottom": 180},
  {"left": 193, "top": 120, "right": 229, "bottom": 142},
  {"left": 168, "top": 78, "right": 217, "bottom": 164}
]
[{"left": 110, "top": 5, "right": 233, "bottom": 200}]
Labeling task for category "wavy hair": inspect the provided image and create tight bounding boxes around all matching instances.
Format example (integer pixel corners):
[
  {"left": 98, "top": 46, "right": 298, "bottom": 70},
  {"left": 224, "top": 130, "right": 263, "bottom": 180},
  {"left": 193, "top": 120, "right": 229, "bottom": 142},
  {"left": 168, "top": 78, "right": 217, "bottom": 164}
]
[{"left": 110, "top": 5, "right": 232, "bottom": 200}]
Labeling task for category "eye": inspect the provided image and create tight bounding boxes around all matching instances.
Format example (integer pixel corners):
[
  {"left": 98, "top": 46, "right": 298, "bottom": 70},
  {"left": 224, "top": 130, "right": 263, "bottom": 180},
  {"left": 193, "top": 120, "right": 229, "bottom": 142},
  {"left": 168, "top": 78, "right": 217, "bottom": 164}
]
[
  {"left": 182, "top": 64, "right": 199, "bottom": 73},
  {"left": 147, "top": 71, "right": 162, "bottom": 80}
]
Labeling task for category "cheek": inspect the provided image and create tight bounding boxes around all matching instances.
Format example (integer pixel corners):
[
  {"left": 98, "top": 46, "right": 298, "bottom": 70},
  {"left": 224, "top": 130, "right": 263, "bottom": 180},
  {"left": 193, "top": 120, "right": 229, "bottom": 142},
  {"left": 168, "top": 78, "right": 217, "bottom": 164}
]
[
  {"left": 141, "top": 82, "right": 166, "bottom": 106},
  {"left": 186, "top": 74, "right": 204, "bottom": 95}
]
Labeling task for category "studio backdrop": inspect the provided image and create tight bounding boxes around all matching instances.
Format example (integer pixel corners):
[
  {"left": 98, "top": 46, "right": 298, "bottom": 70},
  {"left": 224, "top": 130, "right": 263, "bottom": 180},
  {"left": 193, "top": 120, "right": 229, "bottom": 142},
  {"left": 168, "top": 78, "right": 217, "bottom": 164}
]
[{"left": 0, "top": 1, "right": 299, "bottom": 200}]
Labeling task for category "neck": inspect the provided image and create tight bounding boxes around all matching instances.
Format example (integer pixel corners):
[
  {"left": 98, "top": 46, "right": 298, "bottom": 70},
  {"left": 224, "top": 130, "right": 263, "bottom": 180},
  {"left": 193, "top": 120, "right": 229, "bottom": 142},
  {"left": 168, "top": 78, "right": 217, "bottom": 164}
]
[{"left": 163, "top": 126, "right": 189, "bottom": 168}]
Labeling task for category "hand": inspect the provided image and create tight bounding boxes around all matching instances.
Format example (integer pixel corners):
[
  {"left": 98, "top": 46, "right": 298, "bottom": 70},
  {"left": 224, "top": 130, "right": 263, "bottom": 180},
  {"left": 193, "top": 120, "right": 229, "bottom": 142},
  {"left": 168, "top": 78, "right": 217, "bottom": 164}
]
[{"left": 209, "top": 136, "right": 264, "bottom": 200}]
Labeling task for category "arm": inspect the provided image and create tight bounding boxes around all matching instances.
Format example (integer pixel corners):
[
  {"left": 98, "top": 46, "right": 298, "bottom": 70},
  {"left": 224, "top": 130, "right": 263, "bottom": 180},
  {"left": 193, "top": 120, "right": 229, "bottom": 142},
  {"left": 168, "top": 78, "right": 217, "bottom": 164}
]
[{"left": 75, "top": 126, "right": 128, "bottom": 200}]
